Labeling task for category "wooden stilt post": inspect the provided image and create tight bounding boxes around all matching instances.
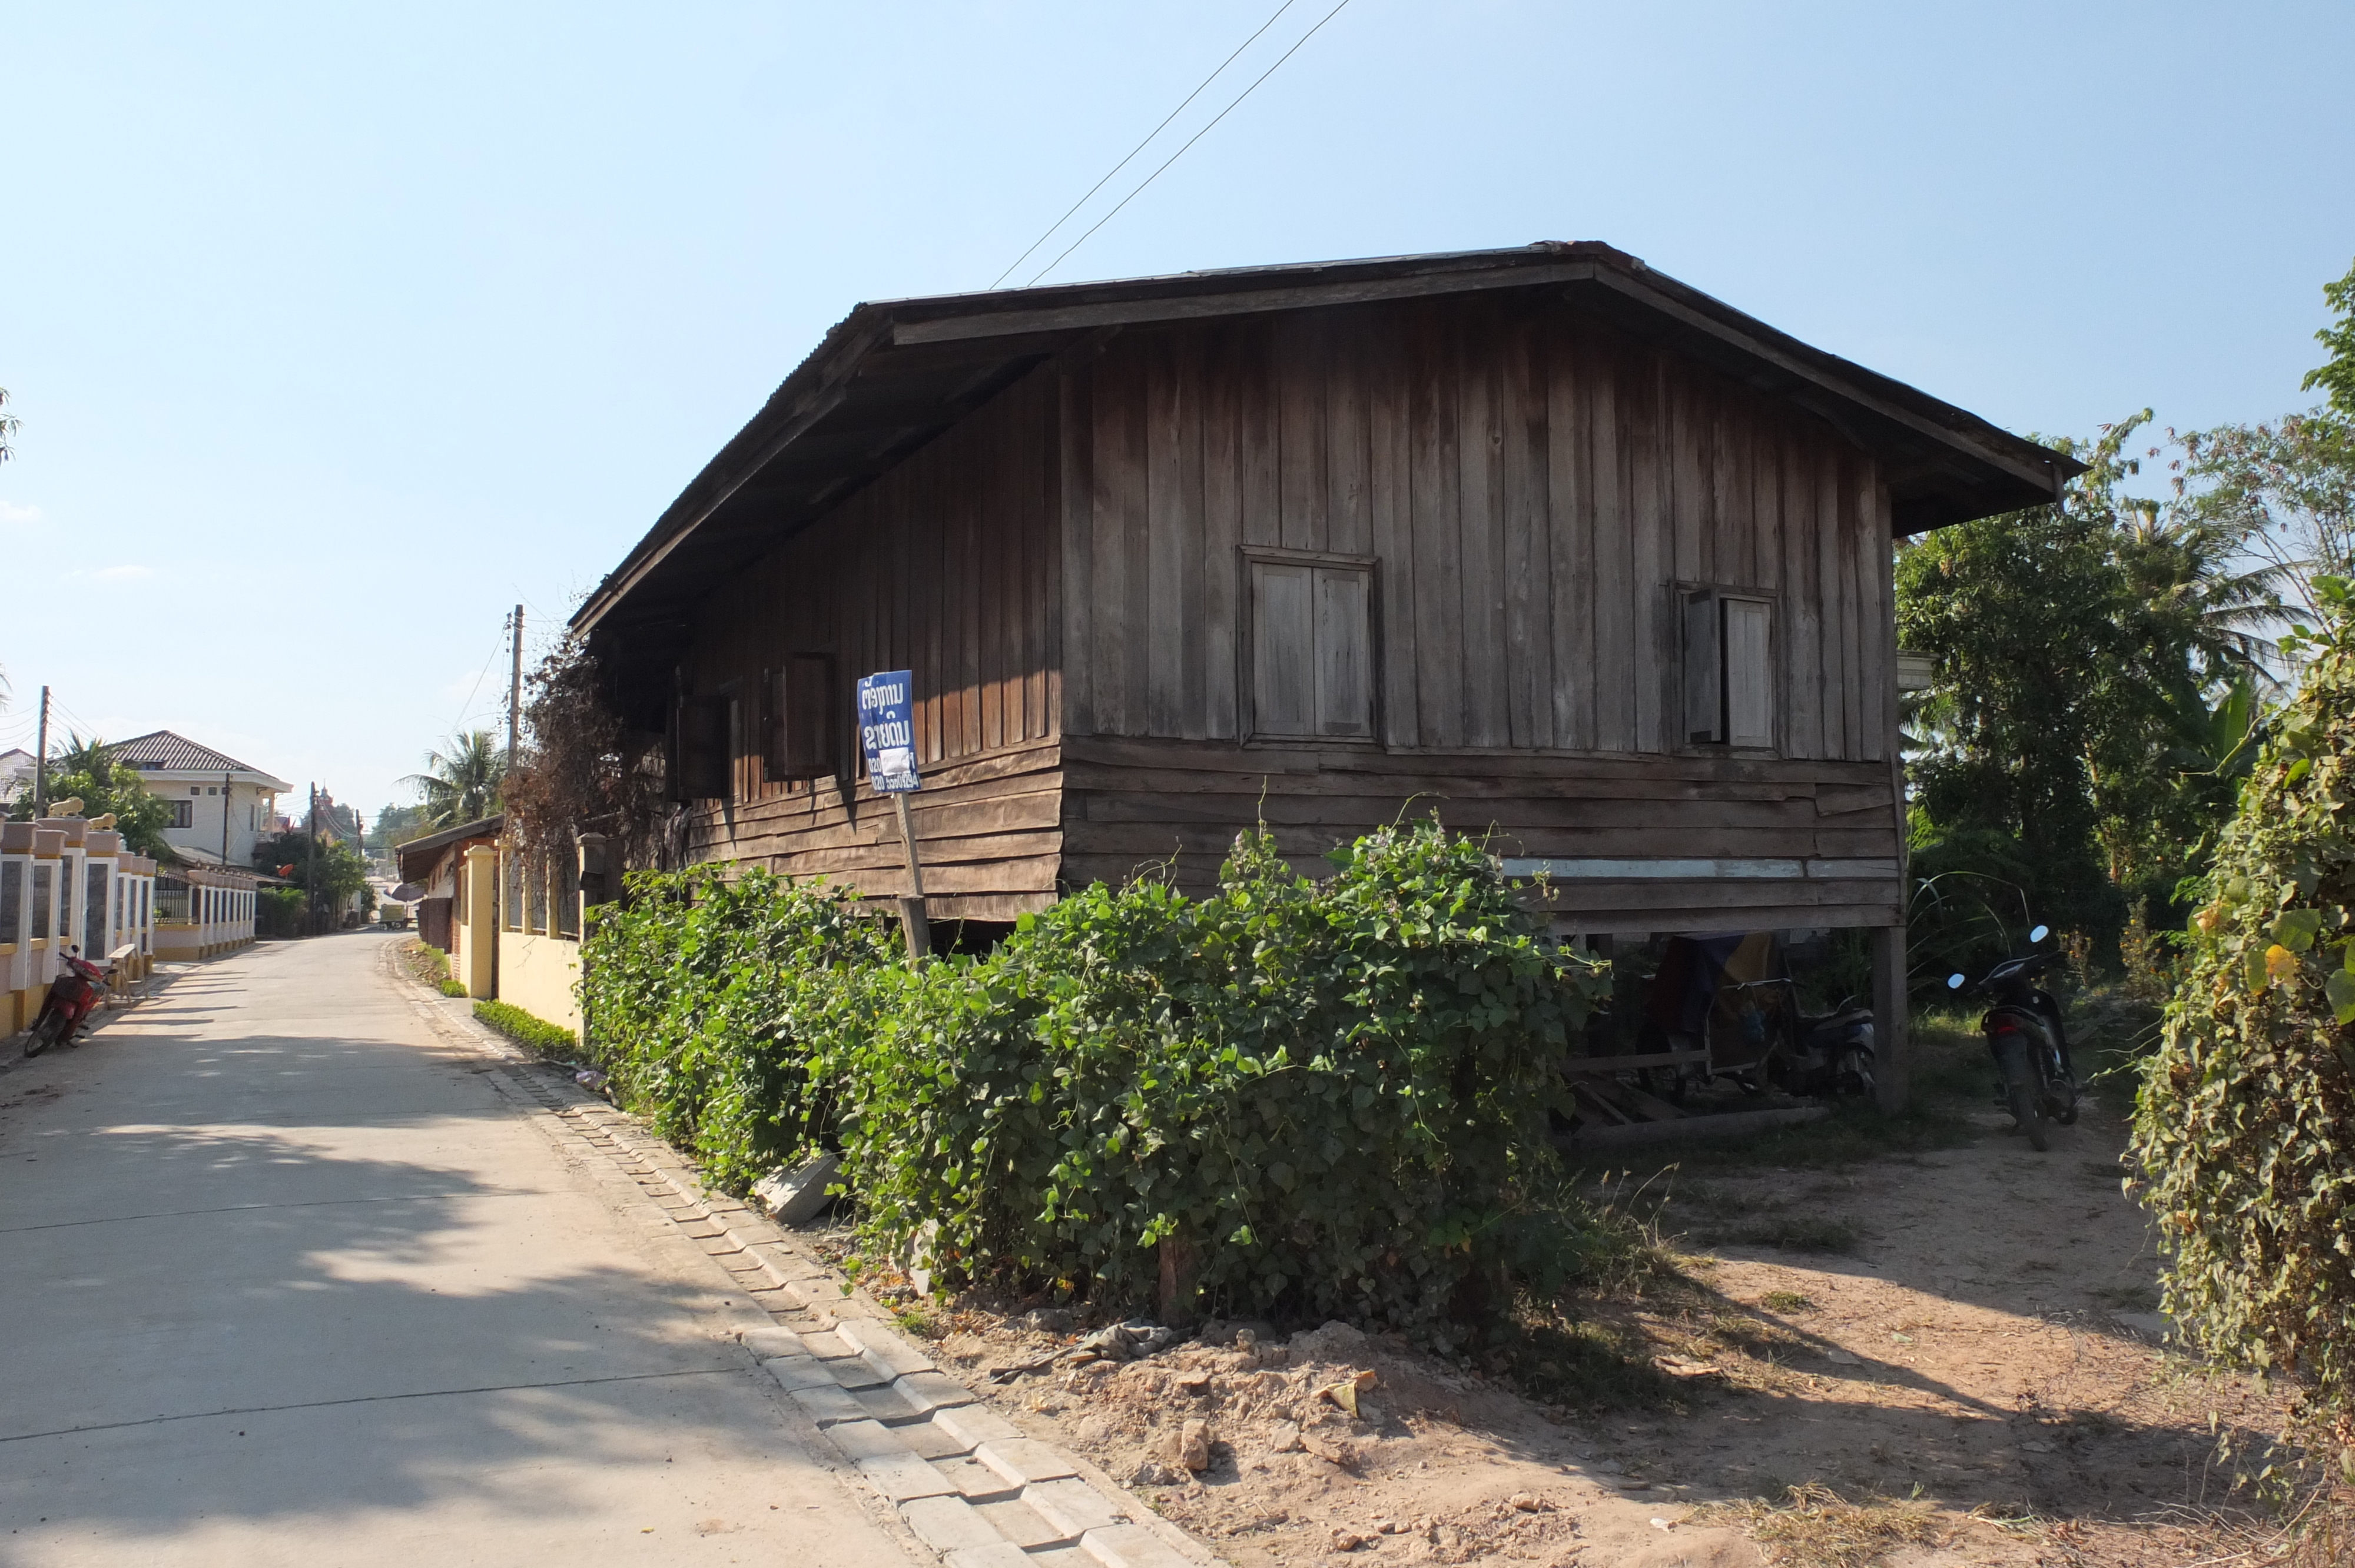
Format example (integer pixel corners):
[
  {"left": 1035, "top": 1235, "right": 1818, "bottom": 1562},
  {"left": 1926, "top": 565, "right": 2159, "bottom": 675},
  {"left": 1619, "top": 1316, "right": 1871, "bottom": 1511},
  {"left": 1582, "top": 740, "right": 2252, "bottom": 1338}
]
[
  {"left": 893, "top": 792, "right": 931, "bottom": 964},
  {"left": 1873, "top": 923, "right": 1908, "bottom": 1114}
]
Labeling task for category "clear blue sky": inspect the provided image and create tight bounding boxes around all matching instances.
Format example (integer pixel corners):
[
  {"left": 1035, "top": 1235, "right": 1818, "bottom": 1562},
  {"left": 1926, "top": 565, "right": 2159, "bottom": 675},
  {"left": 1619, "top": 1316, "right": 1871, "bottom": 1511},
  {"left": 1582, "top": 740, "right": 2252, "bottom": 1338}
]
[{"left": 3, "top": 2, "right": 2349, "bottom": 818}]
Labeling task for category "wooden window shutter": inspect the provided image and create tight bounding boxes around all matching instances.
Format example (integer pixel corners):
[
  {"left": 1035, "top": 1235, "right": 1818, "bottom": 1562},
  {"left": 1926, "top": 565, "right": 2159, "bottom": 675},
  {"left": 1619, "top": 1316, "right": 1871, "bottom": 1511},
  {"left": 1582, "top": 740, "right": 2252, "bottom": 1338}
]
[
  {"left": 767, "top": 654, "right": 837, "bottom": 779},
  {"left": 1683, "top": 589, "right": 1723, "bottom": 745},
  {"left": 1722, "top": 596, "right": 1774, "bottom": 748},
  {"left": 1314, "top": 567, "right": 1373, "bottom": 737},
  {"left": 676, "top": 693, "right": 728, "bottom": 800},
  {"left": 1252, "top": 563, "right": 1316, "bottom": 736},
  {"left": 1252, "top": 558, "right": 1374, "bottom": 739}
]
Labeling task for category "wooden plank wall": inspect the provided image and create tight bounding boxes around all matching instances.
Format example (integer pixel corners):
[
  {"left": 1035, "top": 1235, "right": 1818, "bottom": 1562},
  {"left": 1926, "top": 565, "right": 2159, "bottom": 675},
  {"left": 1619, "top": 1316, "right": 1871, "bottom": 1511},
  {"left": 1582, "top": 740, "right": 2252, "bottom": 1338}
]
[
  {"left": 1057, "top": 291, "right": 1904, "bottom": 923},
  {"left": 1059, "top": 293, "right": 1894, "bottom": 761},
  {"left": 1057, "top": 736, "right": 1902, "bottom": 929},
  {"left": 678, "top": 364, "right": 1066, "bottom": 920}
]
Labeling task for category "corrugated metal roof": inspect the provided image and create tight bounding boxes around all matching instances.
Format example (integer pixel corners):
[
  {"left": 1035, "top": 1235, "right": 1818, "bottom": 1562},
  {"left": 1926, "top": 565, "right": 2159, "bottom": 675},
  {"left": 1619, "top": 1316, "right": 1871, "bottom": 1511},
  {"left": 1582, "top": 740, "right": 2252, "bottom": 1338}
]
[
  {"left": 573, "top": 240, "right": 2085, "bottom": 650},
  {"left": 393, "top": 813, "right": 505, "bottom": 883}
]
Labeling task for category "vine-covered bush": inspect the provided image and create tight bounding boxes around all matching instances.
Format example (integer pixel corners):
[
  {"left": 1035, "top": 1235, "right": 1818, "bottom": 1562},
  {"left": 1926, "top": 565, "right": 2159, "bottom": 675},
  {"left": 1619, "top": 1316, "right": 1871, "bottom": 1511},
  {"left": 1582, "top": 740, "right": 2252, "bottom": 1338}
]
[
  {"left": 579, "top": 865, "right": 900, "bottom": 1194},
  {"left": 581, "top": 819, "right": 1610, "bottom": 1332},
  {"left": 2134, "top": 578, "right": 2355, "bottom": 1454}
]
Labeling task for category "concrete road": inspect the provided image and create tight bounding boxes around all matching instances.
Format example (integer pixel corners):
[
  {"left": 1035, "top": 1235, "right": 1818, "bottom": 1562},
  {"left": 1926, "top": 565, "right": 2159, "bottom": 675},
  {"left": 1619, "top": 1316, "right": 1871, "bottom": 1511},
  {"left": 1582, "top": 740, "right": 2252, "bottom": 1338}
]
[{"left": 0, "top": 932, "right": 919, "bottom": 1568}]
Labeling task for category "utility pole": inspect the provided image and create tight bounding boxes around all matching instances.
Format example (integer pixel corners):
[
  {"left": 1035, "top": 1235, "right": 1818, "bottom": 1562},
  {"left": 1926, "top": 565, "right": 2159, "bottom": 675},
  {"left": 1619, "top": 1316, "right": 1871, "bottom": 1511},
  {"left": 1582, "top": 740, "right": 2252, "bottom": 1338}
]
[
  {"left": 33, "top": 685, "right": 49, "bottom": 816},
  {"left": 506, "top": 604, "right": 525, "bottom": 778},
  {"left": 306, "top": 783, "right": 319, "bottom": 937}
]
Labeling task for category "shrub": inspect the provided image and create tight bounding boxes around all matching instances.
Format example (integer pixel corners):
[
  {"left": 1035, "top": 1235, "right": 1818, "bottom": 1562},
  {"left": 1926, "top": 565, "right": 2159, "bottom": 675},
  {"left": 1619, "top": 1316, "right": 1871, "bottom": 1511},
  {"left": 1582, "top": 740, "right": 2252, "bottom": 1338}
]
[
  {"left": 579, "top": 865, "right": 900, "bottom": 1192},
  {"left": 474, "top": 999, "right": 576, "bottom": 1057},
  {"left": 2134, "top": 578, "right": 2355, "bottom": 1460},
  {"left": 409, "top": 942, "right": 470, "bottom": 997},
  {"left": 256, "top": 886, "right": 307, "bottom": 939},
  {"left": 582, "top": 818, "right": 1611, "bottom": 1334}
]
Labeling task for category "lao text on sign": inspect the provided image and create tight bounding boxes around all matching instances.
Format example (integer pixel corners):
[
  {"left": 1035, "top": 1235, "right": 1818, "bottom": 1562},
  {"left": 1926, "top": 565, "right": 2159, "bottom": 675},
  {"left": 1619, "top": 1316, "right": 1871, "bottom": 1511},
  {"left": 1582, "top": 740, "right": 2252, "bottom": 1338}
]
[{"left": 857, "top": 670, "right": 920, "bottom": 793}]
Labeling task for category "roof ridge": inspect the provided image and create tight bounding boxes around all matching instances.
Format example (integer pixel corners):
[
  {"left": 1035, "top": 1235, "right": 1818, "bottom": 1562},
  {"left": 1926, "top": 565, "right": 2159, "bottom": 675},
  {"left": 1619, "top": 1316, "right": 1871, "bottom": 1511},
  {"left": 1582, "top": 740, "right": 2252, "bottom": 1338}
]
[{"left": 108, "top": 728, "right": 270, "bottom": 776}]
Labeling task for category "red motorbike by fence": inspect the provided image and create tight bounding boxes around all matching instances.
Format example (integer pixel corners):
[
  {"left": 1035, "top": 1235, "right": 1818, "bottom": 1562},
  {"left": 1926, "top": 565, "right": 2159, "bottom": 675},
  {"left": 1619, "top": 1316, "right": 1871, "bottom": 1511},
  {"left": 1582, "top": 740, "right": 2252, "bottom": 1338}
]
[{"left": 24, "top": 946, "right": 111, "bottom": 1058}]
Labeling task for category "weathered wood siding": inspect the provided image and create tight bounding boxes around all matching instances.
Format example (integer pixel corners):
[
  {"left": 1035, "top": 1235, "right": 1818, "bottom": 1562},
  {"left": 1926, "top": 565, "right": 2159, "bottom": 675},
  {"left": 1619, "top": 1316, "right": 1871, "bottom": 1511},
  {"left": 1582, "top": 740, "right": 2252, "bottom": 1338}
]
[
  {"left": 676, "top": 287, "right": 1903, "bottom": 929},
  {"left": 678, "top": 366, "right": 1066, "bottom": 921},
  {"left": 1056, "top": 293, "right": 1903, "bottom": 926},
  {"left": 1060, "top": 294, "right": 1892, "bottom": 757}
]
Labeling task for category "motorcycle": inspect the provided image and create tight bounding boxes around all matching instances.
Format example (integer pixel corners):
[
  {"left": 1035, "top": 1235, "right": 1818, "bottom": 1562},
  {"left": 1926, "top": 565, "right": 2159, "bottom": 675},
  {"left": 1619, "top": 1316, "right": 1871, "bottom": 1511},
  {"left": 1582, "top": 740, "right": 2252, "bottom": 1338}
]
[
  {"left": 1946, "top": 924, "right": 2078, "bottom": 1151},
  {"left": 1642, "top": 932, "right": 1876, "bottom": 1099},
  {"left": 24, "top": 946, "right": 111, "bottom": 1058}
]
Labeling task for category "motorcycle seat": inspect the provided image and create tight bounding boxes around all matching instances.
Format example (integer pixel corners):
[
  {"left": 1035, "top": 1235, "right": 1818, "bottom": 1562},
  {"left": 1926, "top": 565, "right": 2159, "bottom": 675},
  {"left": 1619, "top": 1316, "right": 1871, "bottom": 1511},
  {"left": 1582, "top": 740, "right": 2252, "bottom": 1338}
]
[{"left": 1806, "top": 1007, "right": 1875, "bottom": 1029}]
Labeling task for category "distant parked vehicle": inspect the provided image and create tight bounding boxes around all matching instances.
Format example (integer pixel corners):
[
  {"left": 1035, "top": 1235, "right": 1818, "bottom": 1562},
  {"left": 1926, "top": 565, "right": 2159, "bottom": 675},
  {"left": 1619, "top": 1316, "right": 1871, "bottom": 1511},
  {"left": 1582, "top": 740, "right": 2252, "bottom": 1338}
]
[{"left": 380, "top": 902, "right": 413, "bottom": 929}]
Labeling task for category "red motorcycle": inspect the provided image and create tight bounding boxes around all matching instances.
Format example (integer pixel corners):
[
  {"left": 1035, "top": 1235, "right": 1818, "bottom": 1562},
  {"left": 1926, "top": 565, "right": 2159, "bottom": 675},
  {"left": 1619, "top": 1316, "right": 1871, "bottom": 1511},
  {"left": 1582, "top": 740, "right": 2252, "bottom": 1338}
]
[{"left": 25, "top": 947, "right": 110, "bottom": 1057}]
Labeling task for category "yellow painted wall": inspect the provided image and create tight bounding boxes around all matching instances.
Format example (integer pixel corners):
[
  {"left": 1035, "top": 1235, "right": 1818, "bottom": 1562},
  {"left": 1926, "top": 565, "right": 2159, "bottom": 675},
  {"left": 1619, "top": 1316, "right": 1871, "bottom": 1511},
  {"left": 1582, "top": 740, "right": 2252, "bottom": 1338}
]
[{"left": 496, "top": 929, "right": 582, "bottom": 1039}]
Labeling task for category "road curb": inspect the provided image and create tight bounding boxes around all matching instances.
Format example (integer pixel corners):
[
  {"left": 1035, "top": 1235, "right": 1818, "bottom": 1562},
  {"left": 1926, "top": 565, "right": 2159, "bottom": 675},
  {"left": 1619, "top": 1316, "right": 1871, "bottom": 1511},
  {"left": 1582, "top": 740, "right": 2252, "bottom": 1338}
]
[{"left": 386, "top": 948, "right": 1219, "bottom": 1568}]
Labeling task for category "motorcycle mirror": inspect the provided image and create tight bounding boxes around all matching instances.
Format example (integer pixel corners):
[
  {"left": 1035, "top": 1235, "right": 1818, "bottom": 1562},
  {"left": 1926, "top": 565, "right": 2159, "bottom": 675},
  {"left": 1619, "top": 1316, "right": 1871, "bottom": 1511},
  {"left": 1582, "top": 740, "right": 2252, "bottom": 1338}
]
[
  {"left": 1946, "top": 972, "right": 1966, "bottom": 989},
  {"left": 2028, "top": 924, "right": 2050, "bottom": 944}
]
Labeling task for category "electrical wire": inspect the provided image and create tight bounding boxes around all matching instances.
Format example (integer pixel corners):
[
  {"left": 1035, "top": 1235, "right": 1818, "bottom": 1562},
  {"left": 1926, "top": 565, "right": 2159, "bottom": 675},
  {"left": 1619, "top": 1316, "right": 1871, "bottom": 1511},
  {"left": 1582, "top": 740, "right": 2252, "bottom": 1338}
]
[
  {"left": 989, "top": 0, "right": 1304, "bottom": 291},
  {"left": 441, "top": 626, "right": 511, "bottom": 751},
  {"left": 1027, "top": 0, "right": 1357, "bottom": 287}
]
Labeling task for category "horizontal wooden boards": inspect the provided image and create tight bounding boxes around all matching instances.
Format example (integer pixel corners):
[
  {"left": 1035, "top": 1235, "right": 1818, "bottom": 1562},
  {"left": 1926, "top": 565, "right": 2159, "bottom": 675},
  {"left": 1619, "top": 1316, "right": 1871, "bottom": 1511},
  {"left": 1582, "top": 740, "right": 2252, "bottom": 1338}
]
[
  {"left": 675, "top": 359, "right": 1066, "bottom": 913},
  {"left": 1057, "top": 735, "right": 1902, "bottom": 930},
  {"left": 1060, "top": 291, "right": 1898, "bottom": 764},
  {"left": 683, "top": 741, "right": 1064, "bottom": 918}
]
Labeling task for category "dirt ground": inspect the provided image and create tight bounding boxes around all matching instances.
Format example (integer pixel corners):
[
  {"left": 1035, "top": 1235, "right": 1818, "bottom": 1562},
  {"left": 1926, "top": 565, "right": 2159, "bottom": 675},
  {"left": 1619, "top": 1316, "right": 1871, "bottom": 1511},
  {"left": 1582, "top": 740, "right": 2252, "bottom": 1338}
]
[{"left": 901, "top": 1084, "right": 2308, "bottom": 1567}]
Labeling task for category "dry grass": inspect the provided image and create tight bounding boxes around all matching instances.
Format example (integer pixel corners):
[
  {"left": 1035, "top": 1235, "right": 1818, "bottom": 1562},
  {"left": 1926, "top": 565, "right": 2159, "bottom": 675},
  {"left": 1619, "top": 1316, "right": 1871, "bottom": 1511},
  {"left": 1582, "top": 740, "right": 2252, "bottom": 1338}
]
[{"left": 1694, "top": 1484, "right": 1945, "bottom": 1568}]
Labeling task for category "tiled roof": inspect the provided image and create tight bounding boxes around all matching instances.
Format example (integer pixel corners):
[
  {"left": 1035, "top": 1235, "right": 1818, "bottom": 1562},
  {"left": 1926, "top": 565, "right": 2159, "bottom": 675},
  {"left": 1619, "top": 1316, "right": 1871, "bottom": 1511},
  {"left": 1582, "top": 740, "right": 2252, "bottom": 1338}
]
[{"left": 110, "top": 730, "right": 266, "bottom": 775}]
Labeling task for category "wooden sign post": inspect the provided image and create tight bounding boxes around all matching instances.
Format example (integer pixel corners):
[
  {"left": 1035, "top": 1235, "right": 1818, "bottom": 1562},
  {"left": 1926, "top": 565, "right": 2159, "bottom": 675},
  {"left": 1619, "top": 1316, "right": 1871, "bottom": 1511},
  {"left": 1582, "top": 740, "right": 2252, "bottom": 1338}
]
[{"left": 858, "top": 670, "right": 930, "bottom": 962}]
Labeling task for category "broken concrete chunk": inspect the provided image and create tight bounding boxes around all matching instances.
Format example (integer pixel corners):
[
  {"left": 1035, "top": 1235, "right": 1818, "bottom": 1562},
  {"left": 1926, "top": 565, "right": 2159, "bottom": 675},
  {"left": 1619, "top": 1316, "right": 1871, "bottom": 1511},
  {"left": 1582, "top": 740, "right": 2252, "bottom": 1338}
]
[
  {"left": 1177, "top": 1418, "right": 1212, "bottom": 1471},
  {"left": 1265, "top": 1421, "right": 1303, "bottom": 1454},
  {"left": 752, "top": 1154, "right": 840, "bottom": 1227},
  {"left": 1300, "top": 1429, "right": 1358, "bottom": 1469}
]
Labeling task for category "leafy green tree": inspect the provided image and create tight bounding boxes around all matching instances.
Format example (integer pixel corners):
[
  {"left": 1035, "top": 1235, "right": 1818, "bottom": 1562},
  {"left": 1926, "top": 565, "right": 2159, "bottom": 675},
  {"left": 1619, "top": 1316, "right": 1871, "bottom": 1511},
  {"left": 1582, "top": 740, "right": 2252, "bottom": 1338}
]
[
  {"left": 369, "top": 802, "right": 430, "bottom": 854},
  {"left": 402, "top": 730, "right": 506, "bottom": 829},
  {"left": 1898, "top": 416, "right": 2280, "bottom": 969},
  {"left": 4, "top": 732, "right": 177, "bottom": 859},
  {"left": 2303, "top": 257, "right": 2355, "bottom": 419},
  {"left": 2132, "top": 576, "right": 2355, "bottom": 1474},
  {"left": 252, "top": 828, "right": 372, "bottom": 930}
]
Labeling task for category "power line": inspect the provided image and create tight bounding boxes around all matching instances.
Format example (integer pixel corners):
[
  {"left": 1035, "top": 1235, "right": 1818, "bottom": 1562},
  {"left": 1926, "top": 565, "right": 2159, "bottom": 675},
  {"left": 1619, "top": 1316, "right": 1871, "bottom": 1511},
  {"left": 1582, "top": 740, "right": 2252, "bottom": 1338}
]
[
  {"left": 1028, "top": 0, "right": 1358, "bottom": 287},
  {"left": 442, "top": 626, "right": 511, "bottom": 746},
  {"left": 989, "top": 0, "right": 1304, "bottom": 291}
]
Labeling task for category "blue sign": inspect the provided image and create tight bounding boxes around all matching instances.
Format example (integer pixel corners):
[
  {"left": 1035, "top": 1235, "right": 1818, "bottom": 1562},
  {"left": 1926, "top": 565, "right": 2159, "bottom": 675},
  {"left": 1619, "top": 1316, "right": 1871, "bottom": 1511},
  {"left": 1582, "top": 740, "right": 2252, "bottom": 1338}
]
[{"left": 857, "top": 670, "right": 920, "bottom": 793}]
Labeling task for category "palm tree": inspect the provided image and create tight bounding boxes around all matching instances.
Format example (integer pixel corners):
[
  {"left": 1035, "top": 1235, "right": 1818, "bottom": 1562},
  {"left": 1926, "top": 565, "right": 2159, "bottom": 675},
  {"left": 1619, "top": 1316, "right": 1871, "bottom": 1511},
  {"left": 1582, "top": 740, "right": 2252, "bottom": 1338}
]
[{"left": 403, "top": 730, "right": 507, "bottom": 829}]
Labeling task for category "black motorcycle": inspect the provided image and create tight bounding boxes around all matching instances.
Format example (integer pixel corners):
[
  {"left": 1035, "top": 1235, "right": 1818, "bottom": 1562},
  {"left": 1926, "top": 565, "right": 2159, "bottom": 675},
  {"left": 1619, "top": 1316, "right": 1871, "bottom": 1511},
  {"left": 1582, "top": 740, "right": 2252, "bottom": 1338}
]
[{"left": 1946, "top": 925, "right": 2078, "bottom": 1151}]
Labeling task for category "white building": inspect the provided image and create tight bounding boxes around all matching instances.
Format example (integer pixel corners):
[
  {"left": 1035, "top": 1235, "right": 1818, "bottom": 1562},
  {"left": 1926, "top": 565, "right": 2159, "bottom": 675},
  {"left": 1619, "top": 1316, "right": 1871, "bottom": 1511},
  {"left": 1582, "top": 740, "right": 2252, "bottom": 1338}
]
[
  {"left": 110, "top": 731, "right": 292, "bottom": 870},
  {"left": 0, "top": 748, "right": 33, "bottom": 804}
]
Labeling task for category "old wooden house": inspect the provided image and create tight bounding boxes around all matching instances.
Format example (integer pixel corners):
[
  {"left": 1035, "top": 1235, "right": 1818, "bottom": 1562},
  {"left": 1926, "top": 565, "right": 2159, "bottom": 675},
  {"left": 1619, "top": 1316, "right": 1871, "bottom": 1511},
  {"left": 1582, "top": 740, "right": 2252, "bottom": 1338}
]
[{"left": 573, "top": 242, "right": 2076, "bottom": 1094}]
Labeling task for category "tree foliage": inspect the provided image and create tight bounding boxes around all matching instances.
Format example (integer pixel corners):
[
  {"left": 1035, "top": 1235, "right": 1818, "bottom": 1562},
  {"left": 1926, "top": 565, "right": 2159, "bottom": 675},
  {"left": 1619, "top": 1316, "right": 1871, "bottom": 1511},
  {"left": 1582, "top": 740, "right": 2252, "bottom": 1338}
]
[
  {"left": 2303, "top": 257, "right": 2355, "bottom": 421},
  {"left": 251, "top": 828, "right": 372, "bottom": 923},
  {"left": 2133, "top": 577, "right": 2355, "bottom": 1462},
  {"left": 4, "top": 732, "right": 177, "bottom": 859},
  {"left": 503, "top": 636, "right": 669, "bottom": 860},
  {"left": 581, "top": 819, "right": 1614, "bottom": 1333},
  {"left": 402, "top": 730, "right": 506, "bottom": 829},
  {"left": 1896, "top": 416, "right": 2281, "bottom": 974}
]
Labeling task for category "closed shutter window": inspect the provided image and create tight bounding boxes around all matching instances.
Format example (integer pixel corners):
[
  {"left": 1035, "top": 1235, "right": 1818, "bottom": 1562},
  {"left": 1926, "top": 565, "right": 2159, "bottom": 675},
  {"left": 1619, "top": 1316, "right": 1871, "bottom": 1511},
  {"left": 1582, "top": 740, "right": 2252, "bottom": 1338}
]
[
  {"left": 766, "top": 654, "right": 837, "bottom": 780},
  {"left": 1252, "top": 559, "right": 1374, "bottom": 739},
  {"left": 1682, "top": 588, "right": 1776, "bottom": 750}
]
